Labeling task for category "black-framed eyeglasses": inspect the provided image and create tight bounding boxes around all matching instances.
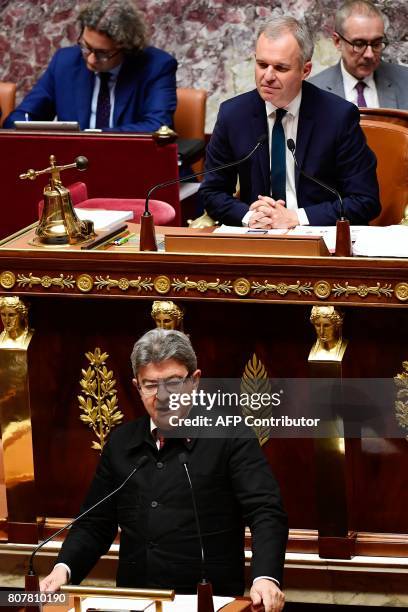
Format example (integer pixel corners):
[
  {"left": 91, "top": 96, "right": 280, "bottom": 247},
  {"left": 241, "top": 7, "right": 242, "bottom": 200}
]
[
  {"left": 137, "top": 375, "right": 192, "bottom": 397},
  {"left": 77, "top": 37, "right": 122, "bottom": 63},
  {"left": 335, "top": 32, "right": 388, "bottom": 54}
]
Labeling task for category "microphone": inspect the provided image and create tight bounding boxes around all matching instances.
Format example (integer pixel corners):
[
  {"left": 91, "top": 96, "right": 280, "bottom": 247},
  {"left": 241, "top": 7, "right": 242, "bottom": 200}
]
[
  {"left": 178, "top": 453, "right": 214, "bottom": 612},
  {"left": 26, "top": 455, "right": 149, "bottom": 595},
  {"left": 140, "top": 134, "right": 268, "bottom": 251},
  {"left": 287, "top": 138, "right": 351, "bottom": 256}
]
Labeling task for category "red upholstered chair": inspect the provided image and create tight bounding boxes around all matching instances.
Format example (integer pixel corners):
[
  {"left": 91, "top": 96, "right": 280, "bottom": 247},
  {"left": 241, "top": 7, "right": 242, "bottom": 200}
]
[{"left": 38, "top": 181, "right": 176, "bottom": 226}]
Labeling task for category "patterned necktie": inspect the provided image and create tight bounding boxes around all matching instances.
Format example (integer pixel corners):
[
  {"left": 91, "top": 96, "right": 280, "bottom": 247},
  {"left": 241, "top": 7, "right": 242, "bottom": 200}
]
[
  {"left": 355, "top": 81, "right": 367, "bottom": 107},
  {"left": 270, "top": 108, "right": 288, "bottom": 202},
  {"left": 95, "top": 72, "right": 111, "bottom": 129},
  {"left": 153, "top": 429, "right": 166, "bottom": 449}
]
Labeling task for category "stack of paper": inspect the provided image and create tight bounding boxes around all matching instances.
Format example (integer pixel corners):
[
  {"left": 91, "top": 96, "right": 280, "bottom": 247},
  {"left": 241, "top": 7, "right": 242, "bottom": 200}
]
[
  {"left": 352, "top": 225, "right": 408, "bottom": 257},
  {"left": 75, "top": 208, "right": 133, "bottom": 232}
]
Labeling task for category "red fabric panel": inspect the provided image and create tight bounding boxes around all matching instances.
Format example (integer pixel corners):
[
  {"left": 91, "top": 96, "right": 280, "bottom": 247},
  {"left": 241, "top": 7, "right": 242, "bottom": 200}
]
[{"left": 1, "top": 133, "right": 180, "bottom": 239}]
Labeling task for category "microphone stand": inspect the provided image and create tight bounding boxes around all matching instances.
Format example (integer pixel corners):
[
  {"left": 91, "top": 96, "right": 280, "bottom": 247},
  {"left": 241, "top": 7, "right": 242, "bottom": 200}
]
[
  {"left": 140, "top": 135, "right": 267, "bottom": 251},
  {"left": 286, "top": 139, "right": 352, "bottom": 257},
  {"left": 179, "top": 454, "right": 214, "bottom": 612},
  {"left": 24, "top": 456, "right": 148, "bottom": 611}
]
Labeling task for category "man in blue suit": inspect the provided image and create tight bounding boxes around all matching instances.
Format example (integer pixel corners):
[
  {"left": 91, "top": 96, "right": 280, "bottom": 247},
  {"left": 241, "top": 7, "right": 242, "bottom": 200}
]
[
  {"left": 4, "top": 0, "right": 177, "bottom": 132},
  {"left": 199, "top": 16, "right": 380, "bottom": 228}
]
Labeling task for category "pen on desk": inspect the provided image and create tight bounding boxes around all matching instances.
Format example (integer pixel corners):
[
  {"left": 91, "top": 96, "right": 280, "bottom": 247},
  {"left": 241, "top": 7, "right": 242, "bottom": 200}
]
[
  {"left": 114, "top": 232, "right": 136, "bottom": 246},
  {"left": 80, "top": 225, "right": 128, "bottom": 250}
]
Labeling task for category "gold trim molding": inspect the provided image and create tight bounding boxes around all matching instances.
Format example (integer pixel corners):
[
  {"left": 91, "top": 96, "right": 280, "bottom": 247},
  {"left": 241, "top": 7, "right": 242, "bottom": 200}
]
[
  {"left": 16, "top": 273, "right": 75, "bottom": 289},
  {"left": 1, "top": 271, "right": 405, "bottom": 302}
]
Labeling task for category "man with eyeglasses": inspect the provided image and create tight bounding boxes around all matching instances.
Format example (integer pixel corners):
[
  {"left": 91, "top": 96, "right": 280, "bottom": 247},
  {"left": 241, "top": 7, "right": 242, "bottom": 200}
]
[
  {"left": 4, "top": 0, "right": 177, "bottom": 131},
  {"left": 310, "top": 0, "right": 408, "bottom": 109},
  {"left": 39, "top": 328, "right": 288, "bottom": 612}
]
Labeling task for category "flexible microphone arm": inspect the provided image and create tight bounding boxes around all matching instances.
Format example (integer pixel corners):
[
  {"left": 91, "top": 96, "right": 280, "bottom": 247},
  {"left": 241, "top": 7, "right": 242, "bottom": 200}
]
[
  {"left": 28, "top": 455, "right": 148, "bottom": 577},
  {"left": 286, "top": 138, "right": 346, "bottom": 220},
  {"left": 178, "top": 453, "right": 206, "bottom": 579},
  {"left": 144, "top": 134, "right": 268, "bottom": 215},
  {"left": 140, "top": 133, "right": 267, "bottom": 251},
  {"left": 178, "top": 453, "right": 214, "bottom": 612}
]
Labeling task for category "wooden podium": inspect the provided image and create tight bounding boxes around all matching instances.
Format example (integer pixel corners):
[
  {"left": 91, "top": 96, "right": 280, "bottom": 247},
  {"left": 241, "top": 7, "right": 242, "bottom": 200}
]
[{"left": 0, "top": 224, "right": 408, "bottom": 597}]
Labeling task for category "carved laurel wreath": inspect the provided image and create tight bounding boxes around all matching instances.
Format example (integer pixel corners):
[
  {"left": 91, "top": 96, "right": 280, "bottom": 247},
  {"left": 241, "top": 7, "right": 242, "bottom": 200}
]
[{"left": 78, "top": 348, "right": 124, "bottom": 452}]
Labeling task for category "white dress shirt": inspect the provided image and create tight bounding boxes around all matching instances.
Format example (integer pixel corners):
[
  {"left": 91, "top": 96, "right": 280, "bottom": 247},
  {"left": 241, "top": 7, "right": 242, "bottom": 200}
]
[{"left": 340, "top": 60, "right": 380, "bottom": 108}]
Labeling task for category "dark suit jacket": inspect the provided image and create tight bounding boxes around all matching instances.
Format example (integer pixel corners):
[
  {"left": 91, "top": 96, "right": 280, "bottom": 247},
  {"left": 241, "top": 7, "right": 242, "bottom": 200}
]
[
  {"left": 309, "top": 61, "right": 408, "bottom": 110},
  {"left": 199, "top": 81, "right": 380, "bottom": 225},
  {"left": 4, "top": 46, "right": 177, "bottom": 132},
  {"left": 57, "top": 416, "right": 288, "bottom": 595}
]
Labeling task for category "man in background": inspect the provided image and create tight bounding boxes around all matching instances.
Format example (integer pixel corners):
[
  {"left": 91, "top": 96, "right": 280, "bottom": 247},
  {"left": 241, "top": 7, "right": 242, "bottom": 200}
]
[
  {"left": 199, "top": 16, "right": 380, "bottom": 228},
  {"left": 310, "top": 0, "right": 408, "bottom": 109},
  {"left": 4, "top": 0, "right": 177, "bottom": 132},
  {"left": 39, "top": 328, "right": 288, "bottom": 612}
]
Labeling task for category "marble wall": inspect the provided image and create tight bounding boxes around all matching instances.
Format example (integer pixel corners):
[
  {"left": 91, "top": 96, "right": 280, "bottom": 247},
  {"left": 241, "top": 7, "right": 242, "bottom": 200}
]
[{"left": 0, "top": 0, "right": 407, "bottom": 131}]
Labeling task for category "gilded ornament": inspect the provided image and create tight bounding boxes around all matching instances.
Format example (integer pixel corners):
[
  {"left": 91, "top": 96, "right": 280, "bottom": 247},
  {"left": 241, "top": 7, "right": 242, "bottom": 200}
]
[
  {"left": 395, "top": 282, "right": 408, "bottom": 302},
  {"left": 394, "top": 361, "right": 408, "bottom": 442},
  {"left": 76, "top": 274, "right": 94, "bottom": 293},
  {"left": 314, "top": 280, "right": 331, "bottom": 299},
  {"left": 78, "top": 347, "right": 124, "bottom": 452},
  {"left": 94, "top": 275, "right": 153, "bottom": 292},
  {"left": 16, "top": 273, "right": 75, "bottom": 289},
  {"left": 0, "top": 271, "right": 16, "bottom": 290},
  {"left": 332, "top": 282, "right": 393, "bottom": 298},
  {"left": 154, "top": 275, "right": 171, "bottom": 294},
  {"left": 233, "top": 278, "right": 251, "bottom": 296},
  {"left": 118, "top": 278, "right": 130, "bottom": 290},
  {"left": 151, "top": 300, "right": 184, "bottom": 330},
  {"left": 172, "top": 277, "right": 232, "bottom": 294},
  {"left": 0, "top": 295, "right": 33, "bottom": 348},
  {"left": 309, "top": 305, "right": 348, "bottom": 362},
  {"left": 240, "top": 354, "right": 272, "bottom": 446},
  {"left": 252, "top": 280, "right": 312, "bottom": 296}
]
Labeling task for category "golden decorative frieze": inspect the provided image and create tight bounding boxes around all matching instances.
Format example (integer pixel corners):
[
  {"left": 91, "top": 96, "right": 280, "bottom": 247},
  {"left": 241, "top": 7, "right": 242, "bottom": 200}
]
[
  {"left": 76, "top": 274, "right": 94, "bottom": 293},
  {"left": 154, "top": 275, "right": 171, "bottom": 294},
  {"left": 241, "top": 354, "right": 272, "bottom": 446},
  {"left": 395, "top": 282, "right": 408, "bottom": 302},
  {"left": 0, "top": 271, "right": 16, "bottom": 289},
  {"left": 172, "top": 277, "right": 233, "bottom": 294},
  {"left": 16, "top": 273, "right": 75, "bottom": 289},
  {"left": 78, "top": 347, "right": 124, "bottom": 452},
  {"left": 332, "top": 282, "right": 393, "bottom": 298},
  {"left": 252, "top": 280, "right": 312, "bottom": 296},
  {"left": 233, "top": 278, "right": 251, "bottom": 296},
  {"left": 94, "top": 275, "right": 153, "bottom": 292},
  {"left": 314, "top": 280, "right": 332, "bottom": 299}
]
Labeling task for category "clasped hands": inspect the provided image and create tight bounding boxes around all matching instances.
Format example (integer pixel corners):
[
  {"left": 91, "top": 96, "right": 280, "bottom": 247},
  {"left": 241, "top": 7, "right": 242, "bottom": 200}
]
[{"left": 248, "top": 195, "right": 299, "bottom": 229}]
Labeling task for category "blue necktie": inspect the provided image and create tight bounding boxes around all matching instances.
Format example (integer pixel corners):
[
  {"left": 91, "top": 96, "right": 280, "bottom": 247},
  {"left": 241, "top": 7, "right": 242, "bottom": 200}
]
[
  {"left": 95, "top": 72, "right": 111, "bottom": 129},
  {"left": 270, "top": 108, "right": 287, "bottom": 202}
]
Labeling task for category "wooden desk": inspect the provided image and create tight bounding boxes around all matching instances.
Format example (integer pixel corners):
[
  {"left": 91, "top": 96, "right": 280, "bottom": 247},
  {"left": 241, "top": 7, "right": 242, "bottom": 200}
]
[{"left": 0, "top": 225, "right": 407, "bottom": 569}]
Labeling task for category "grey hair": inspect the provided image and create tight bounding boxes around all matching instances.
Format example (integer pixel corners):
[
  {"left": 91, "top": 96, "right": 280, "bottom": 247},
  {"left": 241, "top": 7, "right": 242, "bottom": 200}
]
[
  {"left": 258, "top": 16, "right": 314, "bottom": 64},
  {"left": 78, "top": 0, "right": 147, "bottom": 52},
  {"left": 335, "top": 1, "right": 384, "bottom": 35},
  {"left": 130, "top": 329, "right": 197, "bottom": 377}
]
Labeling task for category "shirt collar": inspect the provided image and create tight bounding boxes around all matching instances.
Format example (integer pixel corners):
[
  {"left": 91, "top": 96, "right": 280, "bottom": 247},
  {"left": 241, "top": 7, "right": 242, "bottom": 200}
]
[
  {"left": 265, "top": 89, "right": 302, "bottom": 119},
  {"left": 340, "top": 59, "right": 376, "bottom": 91},
  {"left": 97, "top": 63, "right": 122, "bottom": 80}
]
